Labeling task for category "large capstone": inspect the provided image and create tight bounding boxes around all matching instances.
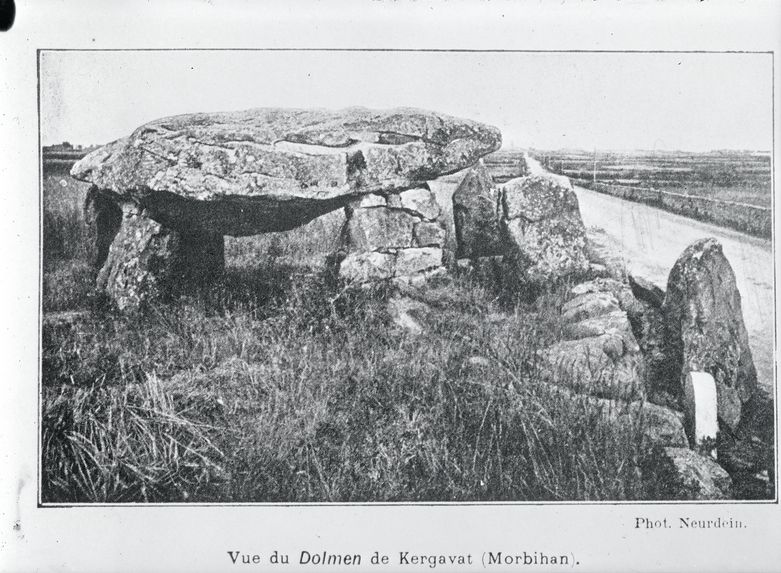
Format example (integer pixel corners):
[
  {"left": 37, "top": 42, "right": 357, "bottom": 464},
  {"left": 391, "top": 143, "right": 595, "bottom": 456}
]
[
  {"left": 500, "top": 174, "right": 589, "bottom": 291},
  {"left": 71, "top": 107, "right": 502, "bottom": 237},
  {"left": 662, "top": 238, "right": 758, "bottom": 431}
]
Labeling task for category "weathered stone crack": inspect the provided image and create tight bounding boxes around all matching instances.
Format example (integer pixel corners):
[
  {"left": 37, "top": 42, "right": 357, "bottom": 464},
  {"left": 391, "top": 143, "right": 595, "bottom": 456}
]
[{"left": 136, "top": 144, "right": 178, "bottom": 165}]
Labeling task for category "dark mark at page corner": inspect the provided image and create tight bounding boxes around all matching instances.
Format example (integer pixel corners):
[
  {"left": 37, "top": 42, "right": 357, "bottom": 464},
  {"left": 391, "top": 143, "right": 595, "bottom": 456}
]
[{"left": 0, "top": 0, "right": 15, "bottom": 32}]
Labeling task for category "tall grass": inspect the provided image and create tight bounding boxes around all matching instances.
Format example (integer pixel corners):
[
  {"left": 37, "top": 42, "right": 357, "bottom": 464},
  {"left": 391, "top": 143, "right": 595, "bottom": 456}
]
[
  {"left": 42, "top": 374, "right": 226, "bottom": 502},
  {"left": 42, "top": 174, "right": 95, "bottom": 311},
  {"left": 42, "top": 271, "right": 647, "bottom": 502},
  {"left": 42, "top": 174, "right": 92, "bottom": 265}
]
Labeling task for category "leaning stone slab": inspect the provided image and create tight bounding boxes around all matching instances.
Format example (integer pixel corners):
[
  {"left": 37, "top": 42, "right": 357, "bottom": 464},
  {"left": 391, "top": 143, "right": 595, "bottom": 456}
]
[
  {"left": 662, "top": 238, "right": 758, "bottom": 431},
  {"left": 452, "top": 160, "right": 503, "bottom": 258},
  {"left": 71, "top": 107, "right": 502, "bottom": 237},
  {"left": 502, "top": 174, "right": 582, "bottom": 222},
  {"left": 97, "top": 204, "right": 224, "bottom": 311}
]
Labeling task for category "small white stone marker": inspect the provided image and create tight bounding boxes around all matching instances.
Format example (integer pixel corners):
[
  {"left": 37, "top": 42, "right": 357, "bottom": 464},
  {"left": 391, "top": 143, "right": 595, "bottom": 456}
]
[{"left": 684, "top": 371, "right": 719, "bottom": 458}]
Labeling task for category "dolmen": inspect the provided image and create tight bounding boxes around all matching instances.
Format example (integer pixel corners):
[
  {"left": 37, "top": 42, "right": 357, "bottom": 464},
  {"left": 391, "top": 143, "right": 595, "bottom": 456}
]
[{"left": 71, "top": 107, "right": 502, "bottom": 310}]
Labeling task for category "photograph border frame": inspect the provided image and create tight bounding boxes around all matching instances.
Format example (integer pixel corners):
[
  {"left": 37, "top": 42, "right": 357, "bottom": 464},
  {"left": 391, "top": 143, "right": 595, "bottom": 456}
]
[{"left": 36, "top": 46, "right": 779, "bottom": 509}]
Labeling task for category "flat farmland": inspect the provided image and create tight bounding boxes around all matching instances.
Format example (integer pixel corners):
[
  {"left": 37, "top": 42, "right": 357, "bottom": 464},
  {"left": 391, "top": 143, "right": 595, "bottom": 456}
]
[{"left": 533, "top": 149, "right": 772, "bottom": 208}]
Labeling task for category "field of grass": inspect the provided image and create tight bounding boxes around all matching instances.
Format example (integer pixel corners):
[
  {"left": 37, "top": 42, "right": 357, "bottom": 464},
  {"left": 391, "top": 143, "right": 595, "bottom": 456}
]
[
  {"left": 42, "top": 159, "right": 658, "bottom": 503},
  {"left": 534, "top": 149, "right": 772, "bottom": 207}
]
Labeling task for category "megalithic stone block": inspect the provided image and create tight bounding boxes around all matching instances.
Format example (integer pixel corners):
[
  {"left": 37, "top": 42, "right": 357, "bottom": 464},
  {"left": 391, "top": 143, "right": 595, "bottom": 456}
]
[
  {"left": 662, "top": 238, "right": 758, "bottom": 431},
  {"left": 499, "top": 174, "right": 590, "bottom": 293},
  {"left": 70, "top": 107, "right": 502, "bottom": 237},
  {"left": 96, "top": 203, "right": 224, "bottom": 311},
  {"left": 452, "top": 160, "right": 503, "bottom": 258},
  {"left": 684, "top": 371, "right": 719, "bottom": 457},
  {"left": 335, "top": 187, "right": 445, "bottom": 284}
]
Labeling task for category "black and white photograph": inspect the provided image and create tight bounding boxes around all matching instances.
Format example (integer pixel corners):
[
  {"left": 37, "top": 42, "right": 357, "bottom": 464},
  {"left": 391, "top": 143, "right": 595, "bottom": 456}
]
[
  {"left": 38, "top": 49, "right": 775, "bottom": 504},
  {"left": 3, "top": 2, "right": 781, "bottom": 572}
]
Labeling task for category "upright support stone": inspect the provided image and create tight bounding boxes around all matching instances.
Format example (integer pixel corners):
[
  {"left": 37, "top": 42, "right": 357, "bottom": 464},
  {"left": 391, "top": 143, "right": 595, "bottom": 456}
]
[
  {"left": 499, "top": 174, "right": 589, "bottom": 295},
  {"left": 334, "top": 187, "right": 446, "bottom": 284},
  {"left": 97, "top": 203, "right": 224, "bottom": 311},
  {"left": 662, "top": 238, "right": 758, "bottom": 431},
  {"left": 684, "top": 371, "right": 719, "bottom": 457},
  {"left": 452, "top": 160, "right": 503, "bottom": 259},
  {"left": 83, "top": 186, "right": 122, "bottom": 273}
]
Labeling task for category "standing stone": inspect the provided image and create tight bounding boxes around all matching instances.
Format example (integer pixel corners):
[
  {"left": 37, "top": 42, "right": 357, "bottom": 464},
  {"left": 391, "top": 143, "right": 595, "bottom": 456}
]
[
  {"left": 500, "top": 174, "right": 589, "bottom": 292},
  {"left": 83, "top": 186, "right": 122, "bottom": 272},
  {"left": 662, "top": 238, "right": 758, "bottom": 431},
  {"left": 452, "top": 161, "right": 503, "bottom": 258},
  {"left": 97, "top": 203, "right": 224, "bottom": 311}
]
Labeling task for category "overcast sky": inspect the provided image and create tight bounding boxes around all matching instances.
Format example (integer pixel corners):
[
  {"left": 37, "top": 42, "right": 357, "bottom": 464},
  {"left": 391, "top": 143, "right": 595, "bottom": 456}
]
[{"left": 40, "top": 50, "right": 773, "bottom": 151}]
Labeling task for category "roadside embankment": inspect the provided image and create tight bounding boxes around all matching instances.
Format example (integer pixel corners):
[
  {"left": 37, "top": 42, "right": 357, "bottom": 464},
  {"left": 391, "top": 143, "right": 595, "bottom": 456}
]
[{"left": 572, "top": 179, "right": 772, "bottom": 239}]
